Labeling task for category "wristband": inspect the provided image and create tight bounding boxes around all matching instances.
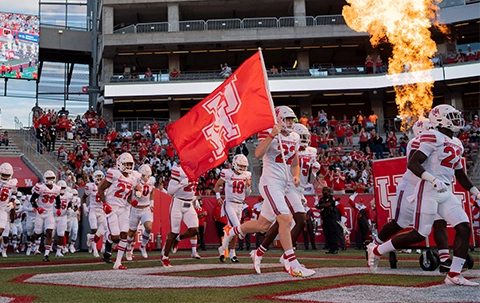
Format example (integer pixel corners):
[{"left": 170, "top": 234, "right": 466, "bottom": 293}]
[
  {"left": 150, "top": 199, "right": 154, "bottom": 207},
  {"left": 215, "top": 192, "right": 221, "bottom": 199},
  {"left": 268, "top": 133, "right": 275, "bottom": 139},
  {"left": 421, "top": 171, "right": 436, "bottom": 184},
  {"left": 469, "top": 187, "right": 480, "bottom": 197}
]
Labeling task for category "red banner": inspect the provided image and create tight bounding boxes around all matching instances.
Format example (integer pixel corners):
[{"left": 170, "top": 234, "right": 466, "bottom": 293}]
[
  {"left": 372, "top": 157, "right": 475, "bottom": 247},
  {"left": 166, "top": 51, "right": 275, "bottom": 180},
  {"left": 0, "top": 157, "right": 39, "bottom": 188}
]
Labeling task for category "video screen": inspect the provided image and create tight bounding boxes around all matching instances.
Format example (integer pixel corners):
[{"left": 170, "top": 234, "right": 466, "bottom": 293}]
[{"left": 0, "top": 11, "right": 39, "bottom": 80}]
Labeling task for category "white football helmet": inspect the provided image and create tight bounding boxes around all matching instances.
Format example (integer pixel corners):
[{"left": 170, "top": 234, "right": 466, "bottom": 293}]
[
  {"left": 72, "top": 189, "right": 78, "bottom": 196},
  {"left": 57, "top": 180, "right": 67, "bottom": 194},
  {"left": 116, "top": 153, "right": 134, "bottom": 174},
  {"left": 138, "top": 164, "right": 152, "bottom": 180},
  {"left": 428, "top": 104, "right": 465, "bottom": 132},
  {"left": 275, "top": 106, "right": 297, "bottom": 133},
  {"left": 93, "top": 170, "right": 105, "bottom": 185},
  {"left": 293, "top": 123, "right": 311, "bottom": 148},
  {"left": 412, "top": 117, "right": 432, "bottom": 137},
  {"left": 43, "top": 170, "right": 56, "bottom": 186},
  {"left": 232, "top": 154, "right": 248, "bottom": 173},
  {"left": 16, "top": 191, "right": 22, "bottom": 199},
  {"left": 0, "top": 163, "right": 13, "bottom": 184}
]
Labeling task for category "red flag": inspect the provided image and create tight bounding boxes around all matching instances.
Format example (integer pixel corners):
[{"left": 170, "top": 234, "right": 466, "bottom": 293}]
[{"left": 166, "top": 51, "right": 275, "bottom": 180}]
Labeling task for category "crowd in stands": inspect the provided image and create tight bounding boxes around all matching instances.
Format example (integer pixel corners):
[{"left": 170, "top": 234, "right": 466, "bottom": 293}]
[{"left": 445, "top": 47, "right": 479, "bottom": 64}]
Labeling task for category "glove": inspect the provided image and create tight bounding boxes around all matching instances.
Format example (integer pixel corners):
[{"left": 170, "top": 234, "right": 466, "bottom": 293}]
[
  {"left": 37, "top": 208, "right": 45, "bottom": 215},
  {"left": 432, "top": 179, "right": 448, "bottom": 193},
  {"left": 83, "top": 204, "right": 89, "bottom": 216},
  {"left": 341, "top": 216, "right": 347, "bottom": 224},
  {"left": 135, "top": 191, "right": 142, "bottom": 198},
  {"left": 5, "top": 202, "right": 14, "bottom": 212},
  {"left": 103, "top": 203, "right": 112, "bottom": 214},
  {"left": 56, "top": 209, "right": 61, "bottom": 216},
  {"left": 131, "top": 200, "right": 138, "bottom": 207}
]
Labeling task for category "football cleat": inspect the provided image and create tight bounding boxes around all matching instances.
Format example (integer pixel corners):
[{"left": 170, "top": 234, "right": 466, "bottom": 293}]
[
  {"left": 280, "top": 255, "right": 290, "bottom": 273},
  {"left": 69, "top": 244, "right": 76, "bottom": 254},
  {"left": 230, "top": 256, "right": 239, "bottom": 263},
  {"left": 250, "top": 250, "right": 262, "bottom": 274},
  {"left": 93, "top": 250, "right": 100, "bottom": 258},
  {"left": 102, "top": 253, "right": 113, "bottom": 264},
  {"left": 139, "top": 246, "right": 148, "bottom": 259},
  {"left": 445, "top": 274, "right": 479, "bottom": 286},
  {"left": 34, "top": 249, "right": 41, "bottom": 255},
  {"left": 289, "top": 266, "right": 316, "bottom": 278},
  {"left": 56, "top": 251, "right": 64, "bottom": 257},
  {"left": 439, "top": 258, "right": 452, "bottom": 273},
  {"left": 218, "top": 247, "right": 226, "bottom": 263},
  {"left": 62, "top": 246, "right": 68, "bottom": 254},
  {"left": 126, "top": 250, "right": 133, "bottom": 261},
  {"left": 192, "top": 252, "right": 201, "bottom": 260},
  {"left": 161, "top": 257, "right": 172, "bottom": 268},
  {"left": 113, "top": 264, "right": 127, "bottom": 270},
  {"left": 26, "top": 247, "right": 32, "bottom": 256},
  {"left": 171, "top": 239, "right": 179, "bottom": 254},
  {"left": 366, "top": 242, "right": 380, "bottom": 273},
  {"left": 43, "top": 255, "right": 50, "bottom": 262},
  {"left": 86, "top": 233, "right": 92, "bottom": 247},
  {"left": 1, "top": 250, "right": 7, "bottom": 258}
]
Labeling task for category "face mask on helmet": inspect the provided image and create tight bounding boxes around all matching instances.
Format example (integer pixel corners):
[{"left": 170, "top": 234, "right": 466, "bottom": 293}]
[
  {"left": 275, "top": 106, "right": 296, "bottom": 133},
  {"left": 139, "top": 165, "right": 152, "bottom": 182},
  {"left": 429, "top": 105, "right": 465, "bottom": 133},
  {"left": 43, "top": 170, "right": 56, "bottom": 186},
  {"left": 232, "top": 154, "right": 248, "bottom": 173},
  {"left": 0, "top": 163, "right": 13, "bottom": 184},
  {"left": 93, "top": 171, "right": 104, "bottom": 184},
  {"left": 292, "top": 123, "right": 311, "bottom": 148},
  {"left": 117, "top": 153, "right": 134, "bottom": 174}
]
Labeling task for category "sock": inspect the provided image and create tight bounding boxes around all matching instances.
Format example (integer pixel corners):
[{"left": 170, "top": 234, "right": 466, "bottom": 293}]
[
  {"left": 374, "top": 236, "right": 384, "bottom": 246},
  {"left": 27, "top": 242, "right": 32, "bottom": 249},
  {"left": 438, "top": 249, "right": 450, "bottom": 262},
  {"left": 256, "top": 245, "right": 267, "bottom": 257},
  {"left": 233, "top": 226, "right": 244, "bottom": 238},
  {"left": 105, "top": 239, "right": 113, "bottom": 255},
  {"left": 175, "top": 235, "right": 181, "bottom": 242},
  {"left": 127, "top": 236, "right": 135, "bottom": 250},
  {"left": 71, "top": 239, "right": 76, "bottom": 246},
  {"left": 45, "top": 245, "right": 51, "bottom": 256},
  {"left": 448, "top": 256, "right": 465, "bottom": 276},
  {"left": 190, "top": 239, "right": 197, "bottom": 254},
  {"left": 229, "top": 249, "right": 236, "bottom": 257},
  {"left": 35, "top": 239, "right": 41, "bottom": 250},
  {"left": 57, "top": 245, "right": 63, "bottom": 253},
  {"left": 141, "top": 231, "right": 150, "bottom": 247},
  {"left": 115, "top": 240, "right": 127, "bottom": 266},
  {"left": 93, "top": 234, "right": 100, "bottom": 243},
  {"left": 284, "top": 249, "right": 301, "bottom": 268},
  {"left": 376, "top": 240, "right": 395, "bottom": 255}
]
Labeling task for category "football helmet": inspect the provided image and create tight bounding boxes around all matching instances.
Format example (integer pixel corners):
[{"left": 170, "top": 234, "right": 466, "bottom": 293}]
[
  {"left": 72, "top": 189, "right": 78, "bottom": 197},
  {"left": 232, "top": 154, "right": 248, "bottom": 173},
  {"left": 93, "top": 170, "right": 105, "bottom": 185},
  {"left": 16, "top": 191, "right": 23, "bottom": 199},
  {"left": 116, "top": 153, "right": 134, "bottom": 174},
  {"left": 138, "top": 164, "right": 152, "bottom": 181},
  {"left": 275, "top": 106, "right": 296, "bottom": 133},
  {"left": 0, "top": 163, "right": 13, "bottom": 184},
  {"left": 43, "top": 170, "right": 56, "bottom": 186},
  {"left": 292, "top": 123, "right": 311, "bottom": 148},
  {"left": 412, "top": 117, "right": 432, "bottom": 136},
  {"left": 58, "top": 180, "right": 67, "bottom": 194},
  {"left": 428, "top": 104, "right": 464, "bottom": 132}
]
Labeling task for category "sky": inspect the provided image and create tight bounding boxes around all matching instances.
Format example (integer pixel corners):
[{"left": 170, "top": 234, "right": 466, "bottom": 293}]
[{"left": 0, "top": 1, "right": 88, "bottom": 129}]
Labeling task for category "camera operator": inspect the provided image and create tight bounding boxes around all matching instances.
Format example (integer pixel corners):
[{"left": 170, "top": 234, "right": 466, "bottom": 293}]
[{"left": 315, "top": 186, "right": 338, "bottom": 254}]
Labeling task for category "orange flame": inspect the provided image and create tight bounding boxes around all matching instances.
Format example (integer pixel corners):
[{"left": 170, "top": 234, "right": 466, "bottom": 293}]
[{"left": 342, "top": 0, "right": 442, "bottom": 129}]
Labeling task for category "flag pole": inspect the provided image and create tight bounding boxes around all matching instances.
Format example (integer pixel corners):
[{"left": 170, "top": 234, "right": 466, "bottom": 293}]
[{"left": 258, "top": 48, "right": 290, "bottom": 181}]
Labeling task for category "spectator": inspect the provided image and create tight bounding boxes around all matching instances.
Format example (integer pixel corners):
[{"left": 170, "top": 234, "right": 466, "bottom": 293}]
[
  {"left": 122, "top": 128, "right": 132, "bottom": 141},
  {"left": 398, "top": 134, "right": 408, "bottom": 156},
  {"left": 446, "top": 49, "right": 457, "bottom": 64},
  {"left": 466, "top": 47, "right": 477, "bottom": 61},
  {"left": 195, "top": 198, "right": 207, "bottom": 251},
  {"left": 58, "top": 106, "right": 69, "bottom": 118},
  {"left": 130, "top": 66, "right": 139, "bottom": 79},
  {"left": 169, "top": 67, "right": 179, "bottom": 78},
  {"left": 372, "top": 133, "right": 384, "bottom": 159},
  {"left": 213, "top": 204, "right": 228, "bottom": 245},
  {"left": 279, "top": 66, "right": 287, "bottom": 73},
  {"left": 235, "top": 142, "right": 249, "bottom": 157},
  {"left": 270, "top": 65, "right": 278, "bottom": 74},
  {"left": 375, "top": 55, "right": 384, "bottom": 73},
  {"left": 1, "top": 131, "right": 8, "bottom": 147},
  {"left": 456, "top": 49, "right": 466, "bottom": 63},
  {"left": 355, "top": 111, "right": 364, "bottom": 133},
  {"left": 332, "top": 167, "right": 346, "bottom": 194},
  {"left": 368, "top": 110, "right": 378, "bottom": 131},
  {"left": 365, "top": 55, "right": 374, "bottom": 74},
  {"left": 143, "top": 122, "right": 151, "bottom": 137},
  {"left": 219, "top": 63, "right": 232, "bottom": 79},
  {"left": 318, "top": 110, "right": 328, "bottom": 132},
  {"left": 145, "top": 67, "right": 153, "bottom": 80},
  {"left": 302, "top": 205, "right": 317, "bottom": 250},
  {"left": 386, "top": 131, "right": 397, "bottom": 157},
  {"left": 335, "top": 123, "right": 345, "bottom": 146}
]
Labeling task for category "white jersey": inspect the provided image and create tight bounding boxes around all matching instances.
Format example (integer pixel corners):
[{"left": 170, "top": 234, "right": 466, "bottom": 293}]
[
  {"left": 401, "top": 136, "right": 421, "bottom": 185},
  {"left": 84, "top": 182, "right": 102, "bottom": 210},
  {"left": 417, "top": 129, "right": 464, "bottom": 184},
  {"left": 69, "top": 196, "right": 81, "bottom": 218},
  {"left": 168, "top": 165, "right": 196, "bottom": 201},
  {"left": 32, "top": 183, "right": 61, "bottom": 211},
  {"left": 132, "top": 171, "right": 155, "bottom": 207},
  {"left": 258, "top": 129, "right": 300, "bottom": 181},
  {"left": 219, "top": 169, "right": 252, "bottom": 203},
  {"left": 0, "top": 179, "right": 17, "bottom": 211},
  {"left": 58, "top": 192, "right": 72, "bottom": 216},
  {"left": 294, "top": 146, "right": 318, "bottom": 189},
  {"left": 104, "top": 168, "right": 136, "bottom": 207},
  {"left": 20, "top": 196, "right": 35, "bottom": 216}
]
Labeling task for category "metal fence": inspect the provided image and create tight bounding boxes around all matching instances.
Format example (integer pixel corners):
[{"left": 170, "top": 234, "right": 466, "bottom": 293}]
[
  {"left": 113, "top": 15, "right": 346, "bottom": 34},
  {"left": 21, "top": 127, "right": 61, "bottom": 175}
]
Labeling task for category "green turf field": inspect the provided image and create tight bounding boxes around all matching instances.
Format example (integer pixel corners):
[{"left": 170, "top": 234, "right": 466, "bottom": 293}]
[{"left": 0, "top": 249, "right": 478, "bottom": 303}]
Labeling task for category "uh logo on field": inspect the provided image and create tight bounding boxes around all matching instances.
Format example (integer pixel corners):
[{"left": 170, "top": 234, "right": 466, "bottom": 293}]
[{"left": 202, "top": 75, "right": 242, "bottom": 161}]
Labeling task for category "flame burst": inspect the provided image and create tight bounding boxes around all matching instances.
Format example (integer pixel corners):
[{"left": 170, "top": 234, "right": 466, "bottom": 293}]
[{"left": 342, "top": 0, "right": 442, "bottom": 129}]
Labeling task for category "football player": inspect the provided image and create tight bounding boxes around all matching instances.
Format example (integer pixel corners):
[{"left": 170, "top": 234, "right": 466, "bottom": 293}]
[
  {"left": 126, "top": 164, "right": 155, "bottom": 259},
  {"left": 65, "top": 188, "right": 81, "bottom": 253},
  {"left": 215, "top": 154, "right": 252, "bottom": 263},
  {"left": 250, "top": 123, "right": 320, "bottom": 274},
  {"left": 98, "top": 153, "right": 137, "bottom": 270},
  {"left": 367, "top": 105, "right": 479, "bottom": 286},
  {"left": 0, "top": 163, "right": 17, "bottom": 258},
  {"left": 54, "top": 180, "right": 71, "bottom": 257},
  {"left": 21, "top": 192, "right": 36, "bottom": 255},
  {"left": 31, "top": 170, "right": 61, "bottom": 262},
  {"left": 162, "top": 162, "right": 200, "bottom": 267},
  {"left": 221, "top": 106, "right": 315, "bottom": 278},
  {"left": 82, "top": 170, "right": 105, "bottom": 257}
]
